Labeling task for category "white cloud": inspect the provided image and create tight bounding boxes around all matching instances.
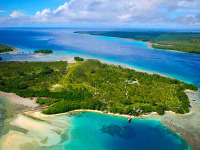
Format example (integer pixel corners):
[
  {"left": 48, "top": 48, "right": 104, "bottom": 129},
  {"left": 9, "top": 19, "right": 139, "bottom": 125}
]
[
  {"left": 177, "top": 0, "right": 200, "bottom": 7},
  {"left": 31, "top": 0, "right": 171, "bottom": 24},
  {"left": 2, "top": 0, "right": 200, "bottom": 27},
  {"left": 175, "top": 13, "right": 200, "bottom": 25},
  {"left": 35, "top": 8, "right": 51, "bottom": 22},
  {"left": 0, "top": 10, "right": 5, "bottom": 13},
  {"left": 53, "top": 2, "right": 68, "bottom": 14},
  {"left": 10, "top": 10, "right": 25, "bottom": 17}
]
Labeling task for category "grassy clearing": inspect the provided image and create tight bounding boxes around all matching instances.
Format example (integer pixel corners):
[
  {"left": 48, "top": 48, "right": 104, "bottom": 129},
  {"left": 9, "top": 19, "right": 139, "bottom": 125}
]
[{"left": 51, "top": 61, "right": 83, "bottom": 92}]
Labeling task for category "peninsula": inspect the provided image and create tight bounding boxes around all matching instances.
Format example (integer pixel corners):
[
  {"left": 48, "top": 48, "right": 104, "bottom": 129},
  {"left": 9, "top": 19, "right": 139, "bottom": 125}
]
[
  {"left": 0, "top": 44, "right": 16, "bottom": 54},
  {"left": 0, "top": 57, "right": 197, "bottom": 116},
  {"left": 75, "top": 31, "right": 200, "bottom": 54}
]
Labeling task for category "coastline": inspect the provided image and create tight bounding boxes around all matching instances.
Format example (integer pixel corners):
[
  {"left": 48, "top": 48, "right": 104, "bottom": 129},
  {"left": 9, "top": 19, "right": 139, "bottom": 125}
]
[
  {"left": 160, "top": 90, "right": 200, "bottom": 150},
  {"left": 0, "top": 92, "right": 72, "bottom": 150},
  {"left": 63, "top": 55, "right": 172, "bottom": 79},
  {"left": 78, "top": 33, "right": 198, "bottom": 55},
  {"left": 0, "top": 45, "right": 19, "bottom": 54},
  {"left": 112, "top": 37, "right": 195, "bottom": 55},
  {"left": 0, "top": 91, "right": 38, "bottom": 108},
  {"left": 0, "top": 89, "right": 199, "bottom": 149},
  {"left": 31, "top": 89, "right": 200, "bottom": 149},
  {"left": 0, "top": 59, "right": 199, "bottom": 149}
]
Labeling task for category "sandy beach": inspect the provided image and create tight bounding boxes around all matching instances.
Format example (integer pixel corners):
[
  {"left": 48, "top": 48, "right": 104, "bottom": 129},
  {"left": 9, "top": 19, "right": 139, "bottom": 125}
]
[
  {"left": 0, "top": 91, "right": 38, "bottom": 108},
  {"left": 0, "top": 112, "right": 72, "bottom": 150},
  {"left": 61, "top": 57, "right": 76, "bottom": 63}
]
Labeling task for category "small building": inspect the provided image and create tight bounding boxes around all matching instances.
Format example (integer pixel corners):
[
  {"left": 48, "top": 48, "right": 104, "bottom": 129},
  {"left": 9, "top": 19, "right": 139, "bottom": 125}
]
[
  {"left": 126, "top": 80, "right": 133, "bottom": 84},
  {"left": 132, "top": 81, "right": 139, "bottom": 84},
  {"left": 103, "top": 111, "right": 108, "bottom": 113}
]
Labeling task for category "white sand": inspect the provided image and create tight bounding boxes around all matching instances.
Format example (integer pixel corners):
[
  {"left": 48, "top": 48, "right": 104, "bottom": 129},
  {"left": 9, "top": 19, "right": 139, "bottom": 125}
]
[
  {"left": 0, "top": 111, "right": 72, "bottom": 149},
  {"left": 0, "top": 91, "right": 38, "bottom": 108},
  {"left": 1, "top": 130, "right": 37, "bottom": 150},
  {"left": 61, "top": 57, "right": 76, "bottom": 63}
]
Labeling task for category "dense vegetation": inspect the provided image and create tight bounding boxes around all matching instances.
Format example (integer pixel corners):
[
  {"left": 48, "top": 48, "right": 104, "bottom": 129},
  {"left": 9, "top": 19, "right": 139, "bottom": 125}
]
[
  {"left": 34, "top": 49, "right": 53, "bottom": 54},
  {"left": 0, "top": 60, "right": 198, "bottom": 115},
  {"left": 74, "top": 57, "right": 84, "bottom": 61},
  {"left": 0, "top": 61, "right": 67, "bottom": 94},
  {"left": 0, "top": 44, "right": 14, "bottom": 53},
  {"left": 75, "top": 31, "right": 200, "bottom": 54}
]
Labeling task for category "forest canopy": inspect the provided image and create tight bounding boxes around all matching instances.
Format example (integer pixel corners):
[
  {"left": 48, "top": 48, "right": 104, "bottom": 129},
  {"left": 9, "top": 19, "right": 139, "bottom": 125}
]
[
  {"left": 0, "top": 60, "right": 198, "bottom": 115},
  {"left": 74, "top": 57, "right": 84, "bottom": 61},
  {"left": 0, "top": 44, "right": 14, "bottom": 53},
  {"left": 34, "top": 49, "right": 53, "bottom": 54}
]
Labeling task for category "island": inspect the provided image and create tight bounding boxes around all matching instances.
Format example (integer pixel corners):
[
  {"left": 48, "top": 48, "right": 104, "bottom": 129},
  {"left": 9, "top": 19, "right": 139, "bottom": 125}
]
[
  {"left": 75, "top": 31, "right": 200, "bottom": 54},
  {"left": 0, "top": 44, "right": 15, "bottom": 53},
  {"left": 34, "top": 49, "right": 53, "bottom": 54},
  {"left": 0, "top": 57, "right": 197, "bottom": 116},
  {"left": 74, "top": 56, "right": 84, "bottom": 61}
]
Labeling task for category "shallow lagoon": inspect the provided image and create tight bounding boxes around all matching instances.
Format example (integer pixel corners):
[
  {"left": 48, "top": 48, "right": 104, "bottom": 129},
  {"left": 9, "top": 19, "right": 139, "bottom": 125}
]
[{"left": 63, "top": 112, "right": 190, "bottom": 150}]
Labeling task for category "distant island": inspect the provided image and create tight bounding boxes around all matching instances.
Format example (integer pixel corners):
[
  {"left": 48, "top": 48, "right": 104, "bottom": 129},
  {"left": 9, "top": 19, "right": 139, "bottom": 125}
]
[
  {"left": 74, "top": 56, "right": 84, "bottom": 61},
  {"left": 34, "top": 49, "right": 53, "bottom": 54},
  {"left": 75, "top": 31, "right": 200, "bottom": 54},
  {"left": 0, "top": 57, "right": 198, "bottom": 116},
  {"left": 0, "top": 44, "right": 15, "bottom": 53}
]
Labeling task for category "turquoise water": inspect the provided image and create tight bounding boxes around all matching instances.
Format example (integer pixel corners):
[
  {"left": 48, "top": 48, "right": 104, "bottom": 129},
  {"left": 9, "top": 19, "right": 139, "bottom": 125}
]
[{"left": 64, "top": 112, "right": 190, "bottom": 150}]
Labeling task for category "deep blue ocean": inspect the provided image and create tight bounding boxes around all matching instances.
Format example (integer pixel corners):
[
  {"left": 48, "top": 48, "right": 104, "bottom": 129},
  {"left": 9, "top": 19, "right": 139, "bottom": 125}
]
[{"left": 0, "top": 28, "right": 199, "bottom": 149}]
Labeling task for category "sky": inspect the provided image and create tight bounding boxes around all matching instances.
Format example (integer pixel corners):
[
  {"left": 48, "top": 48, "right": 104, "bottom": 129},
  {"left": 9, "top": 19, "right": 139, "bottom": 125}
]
[{"left": 0, "top": 0, "right": 200, "bottom": 29}]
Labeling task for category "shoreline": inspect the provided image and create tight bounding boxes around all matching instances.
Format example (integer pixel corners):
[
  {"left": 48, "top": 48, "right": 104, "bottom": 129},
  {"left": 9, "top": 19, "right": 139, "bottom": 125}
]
[
  {"left": 75, "top": 55, "right": 196, "bottom": 86},
  {"left": 0, "top": 91, "right": 38, "bottom": 108},
  {"left": 114, "top": 37, "right": 198, "bottom": 55},
  {"left": 79, "top": 33, "right": 199, "bottom": 55},
  {"left": 33, "top": 89, "right": 200, "bottom": 149},
  {"left": 0, "top": 45, "right": 19, "bottom": 55},
  {"left": 63, "top": 55, "right": 173, "bottom": 80},
  {"left": 0, "top": 59, "right": 199, "bottom": 149},
  {"left": 0, "top": 89, "right": 199, "bottom": 149}
]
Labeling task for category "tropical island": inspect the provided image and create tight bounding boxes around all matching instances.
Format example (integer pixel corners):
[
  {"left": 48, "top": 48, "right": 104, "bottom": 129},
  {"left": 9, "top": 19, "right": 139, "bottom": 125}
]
[
  {"left": 0, "top": 44, "right": 15, "bottom": 54},
  {"left": 34, "top": 49, "right": 53, "bottom": 54},
  {"left": 75, "top": 31, "right": 200, "bottom": 54},
  {"left": 0, "top": 57, "right": 198, "bottom": 116}
]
